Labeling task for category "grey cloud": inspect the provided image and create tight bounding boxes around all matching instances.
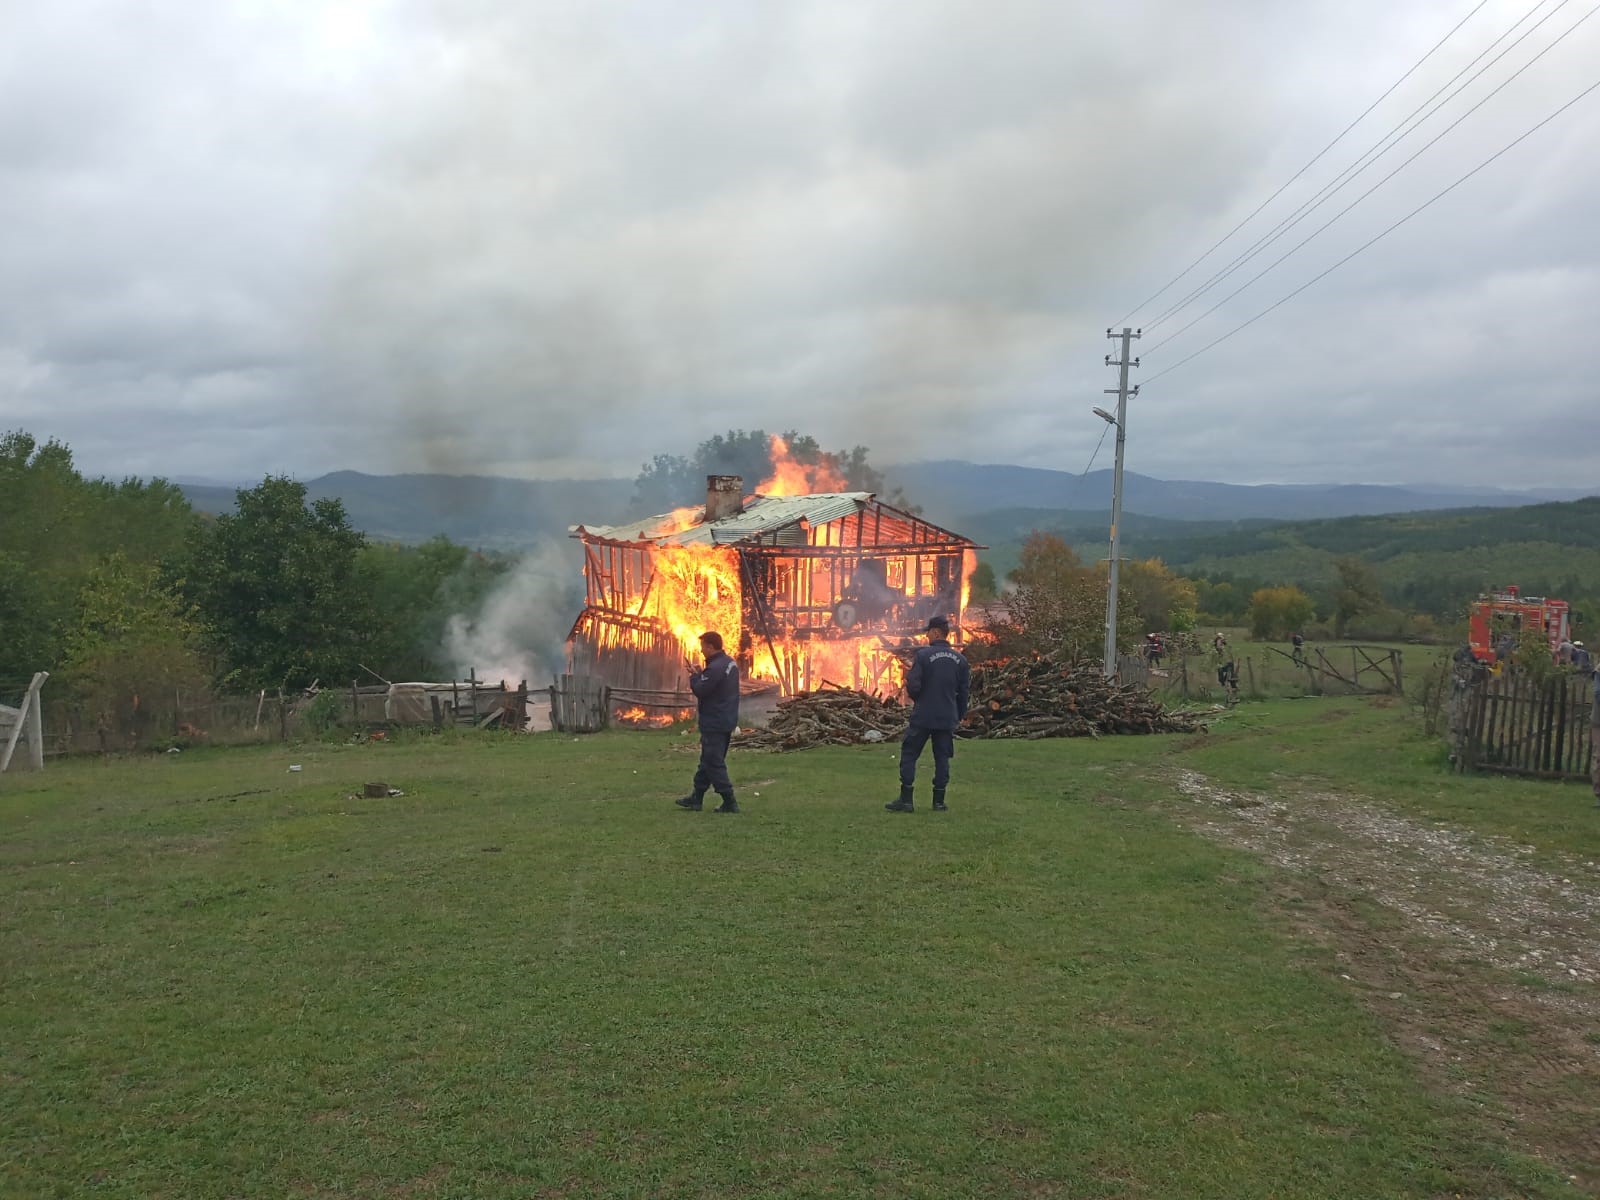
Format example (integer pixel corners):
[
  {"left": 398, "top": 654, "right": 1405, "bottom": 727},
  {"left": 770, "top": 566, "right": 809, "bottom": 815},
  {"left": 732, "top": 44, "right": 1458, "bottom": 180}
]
[{"left": 1, "top": 0, "right": 1595, "bottom": 492}]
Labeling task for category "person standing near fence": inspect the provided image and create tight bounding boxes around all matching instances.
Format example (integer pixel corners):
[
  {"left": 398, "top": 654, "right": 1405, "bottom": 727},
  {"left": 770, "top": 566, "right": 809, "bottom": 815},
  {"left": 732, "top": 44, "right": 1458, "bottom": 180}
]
[
  {"left": 676, "top": 631, "right": 741, "bottom": 814},
  {"left": 886, "top": 616, "right": 970, "bottom": 813}
]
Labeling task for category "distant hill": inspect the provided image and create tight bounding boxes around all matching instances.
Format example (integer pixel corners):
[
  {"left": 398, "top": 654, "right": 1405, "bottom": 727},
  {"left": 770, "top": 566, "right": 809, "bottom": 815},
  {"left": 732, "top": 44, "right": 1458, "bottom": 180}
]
[
  {"left": 177, "top": 466, "right": 1599, "bottom": 593},
  {"left": 1136, "top": 497, "right": 1600, "bottom": 615},
  {"left": 180, "top": 471, "right": 635, "bottom": 549},
  {"left": 884, "top": 461, "right": 1594, "bottom": 526}
]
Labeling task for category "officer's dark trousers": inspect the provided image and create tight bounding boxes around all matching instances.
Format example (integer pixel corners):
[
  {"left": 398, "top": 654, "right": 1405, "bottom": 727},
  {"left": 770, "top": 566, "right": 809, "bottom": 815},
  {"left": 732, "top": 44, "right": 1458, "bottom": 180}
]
[
  {"left": 693, "top": 730, "right": 734, "bottom": 797},
  {"left": 899, "top": 726, "right": 953, "bottom": 789}
]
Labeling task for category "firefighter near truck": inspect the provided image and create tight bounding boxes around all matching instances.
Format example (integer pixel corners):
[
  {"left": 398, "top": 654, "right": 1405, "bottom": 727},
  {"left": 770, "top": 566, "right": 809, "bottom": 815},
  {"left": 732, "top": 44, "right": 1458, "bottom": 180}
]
[{"left": 1466, "top": 586, "right": 1571, "bottom": 665}]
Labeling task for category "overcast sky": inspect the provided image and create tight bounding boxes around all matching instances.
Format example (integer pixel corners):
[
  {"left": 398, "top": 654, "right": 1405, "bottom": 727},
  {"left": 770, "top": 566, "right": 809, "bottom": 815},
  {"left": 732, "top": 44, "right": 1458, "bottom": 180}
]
[{"left": 3, "top": 0, "right": 1597, "bottom": 489}]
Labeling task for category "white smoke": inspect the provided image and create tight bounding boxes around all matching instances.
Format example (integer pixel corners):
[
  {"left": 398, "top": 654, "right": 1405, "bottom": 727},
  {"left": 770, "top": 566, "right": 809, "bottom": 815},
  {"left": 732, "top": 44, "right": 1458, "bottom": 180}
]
[{"left": 439, "top": 538, "right": 581, "bottom": 688}]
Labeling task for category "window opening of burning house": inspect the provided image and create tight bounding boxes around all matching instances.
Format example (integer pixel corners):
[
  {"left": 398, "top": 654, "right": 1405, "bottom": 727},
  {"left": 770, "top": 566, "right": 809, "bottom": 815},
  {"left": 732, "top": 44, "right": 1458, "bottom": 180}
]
[{"left": 567, "top": 476, "right": 982, "bottom": 702}]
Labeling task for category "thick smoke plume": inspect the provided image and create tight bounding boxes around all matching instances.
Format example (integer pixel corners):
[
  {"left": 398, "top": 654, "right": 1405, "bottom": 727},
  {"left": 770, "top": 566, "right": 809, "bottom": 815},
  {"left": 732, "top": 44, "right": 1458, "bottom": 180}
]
[{"left": 438, "top": 540, "right": 582, "bottom": 688}]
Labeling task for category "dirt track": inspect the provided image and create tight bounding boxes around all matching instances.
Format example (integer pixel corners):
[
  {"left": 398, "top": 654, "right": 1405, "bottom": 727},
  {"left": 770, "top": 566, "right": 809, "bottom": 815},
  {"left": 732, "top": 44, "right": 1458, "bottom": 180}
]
[{"left": 1165, "top": 768, "right": 1600, "bottom": 1193}]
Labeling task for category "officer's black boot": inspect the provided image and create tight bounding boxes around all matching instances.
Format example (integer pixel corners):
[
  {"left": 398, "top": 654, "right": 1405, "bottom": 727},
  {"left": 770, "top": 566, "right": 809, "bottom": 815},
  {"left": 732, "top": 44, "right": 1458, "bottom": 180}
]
[
  {"left": 713, "top": 793, "right": 739, "bottom": 814},
  {"left": 885, "top": 785, "right": 914, "bottom": 813},
  {"left": 675, "top": 792, "right": 704, "bottom": 811},
  {"left": 932, "top": 788, "right": 948, "bottom": 812}
]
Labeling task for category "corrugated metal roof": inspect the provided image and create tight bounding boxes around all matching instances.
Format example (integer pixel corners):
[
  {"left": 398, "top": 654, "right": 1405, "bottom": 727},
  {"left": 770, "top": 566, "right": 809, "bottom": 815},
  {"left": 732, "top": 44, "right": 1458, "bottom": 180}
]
[{"left": 571, "top": 492, "right": 873, "bottom": 546}]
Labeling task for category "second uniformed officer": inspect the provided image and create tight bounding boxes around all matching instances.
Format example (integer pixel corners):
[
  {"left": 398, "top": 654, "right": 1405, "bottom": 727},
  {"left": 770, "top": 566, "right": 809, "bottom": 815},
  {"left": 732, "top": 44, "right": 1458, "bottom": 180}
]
[
  {"left": 676, "top": 630, "right": 741, "bottom": 814},
  {"left": 886, "top": 615, "right": 970, "bottom": 813}
]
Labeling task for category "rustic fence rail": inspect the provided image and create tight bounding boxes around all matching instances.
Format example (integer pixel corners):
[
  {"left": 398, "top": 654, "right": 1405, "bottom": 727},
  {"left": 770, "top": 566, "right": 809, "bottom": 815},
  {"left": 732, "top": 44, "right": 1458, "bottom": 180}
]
[
  {"left": 1130, "top": 644, "right": 1407, "bottom": 702},
  {"left": 1451, "top": 667, "right": 1596, "bottom": 781}
]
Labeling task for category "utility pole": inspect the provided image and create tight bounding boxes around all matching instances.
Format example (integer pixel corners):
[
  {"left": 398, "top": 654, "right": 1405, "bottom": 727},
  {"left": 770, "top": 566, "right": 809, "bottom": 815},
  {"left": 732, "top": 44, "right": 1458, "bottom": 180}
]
[{"left": 1101, "top": 326, "right": 1140, "bottom": 678}]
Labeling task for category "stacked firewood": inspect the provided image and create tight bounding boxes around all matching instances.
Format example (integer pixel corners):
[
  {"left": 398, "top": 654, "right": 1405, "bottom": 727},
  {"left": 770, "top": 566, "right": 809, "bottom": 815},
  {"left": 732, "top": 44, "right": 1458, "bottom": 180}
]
[
  {"left": 739, "top": 655, "right": 1204, "bottom": 749},
  {"left": 964, "top": 654, "right": 1205, "bottom": 739},
  {"left": 738, "top": 683, "right": 907, "bottom": 750}
]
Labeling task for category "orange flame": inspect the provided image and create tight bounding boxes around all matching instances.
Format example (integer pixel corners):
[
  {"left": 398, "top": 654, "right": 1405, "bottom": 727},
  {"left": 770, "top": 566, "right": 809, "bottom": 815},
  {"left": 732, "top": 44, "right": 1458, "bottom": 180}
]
[
  {"left": 615, "top": 705, "right": 677, "bottom": 728},
  {"left": 757, "top": 434, "right": 849, "bottom": 496}
]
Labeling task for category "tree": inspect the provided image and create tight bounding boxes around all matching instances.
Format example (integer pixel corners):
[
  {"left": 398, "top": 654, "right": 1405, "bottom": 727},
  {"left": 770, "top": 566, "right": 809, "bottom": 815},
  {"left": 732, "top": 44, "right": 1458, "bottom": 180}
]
[
  {"left": 1247, "top": 585, "right": 1315, "bottom": 640},
  {"left": 632, "top": 429, "right": 913, "bottom": 511},
  {"left": 1332, "top": 557, "right": 1384, "bottom": 639},
  {"left": 60, "top": 554, "right": 209, "bottom": 734},
  {"left": 967, "top": 561, "right": 998, "bottom": 603},
  {"left": 0, "top": 430, "right": 198, "bottom": 682},
  {"left": 355, "top": 538, "right": 512, "bottom": 679},
  {"left": 181, "top": 477, "right": 371, "bottom": 690},
  {"left": 1005, "top": 533, "right": 1138, "bottom": 661},
  {"left": 1117, "top": 558, "right": 1199, "bottom": 633}
]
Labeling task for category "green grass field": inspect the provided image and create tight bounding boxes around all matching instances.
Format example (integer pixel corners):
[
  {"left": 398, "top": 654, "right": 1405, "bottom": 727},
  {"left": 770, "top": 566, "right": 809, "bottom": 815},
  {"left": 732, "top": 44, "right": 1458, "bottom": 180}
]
[{"left": 3, "top": 703, "right": 1594, "bottom": 1199}]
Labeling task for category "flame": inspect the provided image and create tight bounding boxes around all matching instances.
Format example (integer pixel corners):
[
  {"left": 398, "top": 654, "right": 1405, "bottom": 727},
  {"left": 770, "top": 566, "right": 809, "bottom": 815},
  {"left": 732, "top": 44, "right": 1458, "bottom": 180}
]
[
  {"left": 656, "top": 505, "right": 703, "bottom": 535},
  {"left": 641, "top": 544, "right": 745, "bottom": 656},
  {"left": 615, "top": 705, "right": 678, "bottom": 728},
  {"left": 757, "top": 434, "right": 849, "bottom": 496}
]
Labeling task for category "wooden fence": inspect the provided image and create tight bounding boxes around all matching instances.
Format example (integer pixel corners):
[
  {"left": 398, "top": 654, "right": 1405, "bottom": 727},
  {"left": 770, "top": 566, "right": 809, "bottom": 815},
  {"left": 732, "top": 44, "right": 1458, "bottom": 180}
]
[
  {"left": 1127, "top": 644, "right": 1406, "bottom": 702},
  {"left": 550, "top": 674, "right": 611, "bottom": 733},
  {"left": 1451, "top": 668, "right": 1596, "bottom": 781}
]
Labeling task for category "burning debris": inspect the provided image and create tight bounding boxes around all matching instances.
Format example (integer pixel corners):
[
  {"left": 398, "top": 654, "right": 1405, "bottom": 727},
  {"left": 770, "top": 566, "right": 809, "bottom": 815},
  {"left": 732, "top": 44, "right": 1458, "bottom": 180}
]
[{"left": 567, "top": 435, "right": 983, "bottom": 699}]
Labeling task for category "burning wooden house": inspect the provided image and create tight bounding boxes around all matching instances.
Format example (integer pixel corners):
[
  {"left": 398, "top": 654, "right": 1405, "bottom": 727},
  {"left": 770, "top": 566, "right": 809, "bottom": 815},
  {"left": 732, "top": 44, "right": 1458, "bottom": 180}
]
[{"left": 567, "top": 463, "right": 982, "bottom": 698}]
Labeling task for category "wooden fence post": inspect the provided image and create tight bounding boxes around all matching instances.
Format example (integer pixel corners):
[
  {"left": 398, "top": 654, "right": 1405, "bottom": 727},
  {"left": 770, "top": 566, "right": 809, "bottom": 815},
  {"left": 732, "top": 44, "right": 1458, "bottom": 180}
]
[{"left": 278, "top": 689, "right": 288, "bottom": 742}]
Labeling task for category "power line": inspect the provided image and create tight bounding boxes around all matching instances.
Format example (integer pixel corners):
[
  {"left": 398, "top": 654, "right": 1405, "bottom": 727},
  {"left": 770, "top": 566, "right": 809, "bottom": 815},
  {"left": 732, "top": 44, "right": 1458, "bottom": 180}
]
[
  {"left": 1111, "top": 0, "right": 1493, "bottom": 327},
  {"left": 1144, "top": 1, "right": 1599, "bottom": 359},
  {"left": 1140, "top": 72, "right": 1600, "bottom": 387},
  {"left": 1145, "top": 0, "right": 1576, "bottom": 334}
]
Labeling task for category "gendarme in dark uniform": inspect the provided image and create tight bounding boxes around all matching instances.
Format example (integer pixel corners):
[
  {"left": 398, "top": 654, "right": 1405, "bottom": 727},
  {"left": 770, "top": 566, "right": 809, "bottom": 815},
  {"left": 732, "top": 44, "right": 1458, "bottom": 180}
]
[
  {"left": 676, "top": 631, "right": 741, "bottom": 814},
  {"left": 886, "top": 615, "right": 970, "bottom": 813}
]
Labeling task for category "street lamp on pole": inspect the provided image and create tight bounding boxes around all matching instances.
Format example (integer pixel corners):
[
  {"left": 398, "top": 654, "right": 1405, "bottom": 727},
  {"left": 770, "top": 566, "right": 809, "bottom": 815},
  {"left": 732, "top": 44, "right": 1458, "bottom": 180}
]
[{"left": 1102, "top": 327, "right": 1139, "bottom": 678}]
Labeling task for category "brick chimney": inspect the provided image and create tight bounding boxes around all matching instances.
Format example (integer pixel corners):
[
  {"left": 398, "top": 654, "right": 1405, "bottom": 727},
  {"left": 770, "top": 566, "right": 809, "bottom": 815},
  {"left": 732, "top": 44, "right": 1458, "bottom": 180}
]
[{"left": 706, "top": 475, "right": 743, "bottom": 522}]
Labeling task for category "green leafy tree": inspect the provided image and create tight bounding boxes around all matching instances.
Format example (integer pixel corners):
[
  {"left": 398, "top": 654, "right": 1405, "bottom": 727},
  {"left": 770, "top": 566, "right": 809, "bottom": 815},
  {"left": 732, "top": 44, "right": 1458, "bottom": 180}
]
[
  {"left": 1332, "top": 557, "right": 1384, "bottom": 639},
  {"left": 0, "top": 430, "right": 198, "bottom": 682},
  {"left": 182, "top": 477, "right": 371, "bottom": 690},
  {"left": 1248, "top": 585, "right": 1316, "bottom": 640},
  {"left": 355, "top": 538, "right": 511, "bottom": 679},
  {"left": 1117, "top": 558, "right": 1199, "bottom": 633},
  {"left": 60, "top": 553, "right": 209, "bottom": 730}
]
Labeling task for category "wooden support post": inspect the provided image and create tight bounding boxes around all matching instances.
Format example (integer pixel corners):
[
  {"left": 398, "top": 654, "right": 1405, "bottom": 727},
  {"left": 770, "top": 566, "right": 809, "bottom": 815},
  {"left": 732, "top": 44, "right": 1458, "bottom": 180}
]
[
  {"left": 26, "top": 677, "right": 45, "bottom": 770},
  {"left": 430, "top": 695, "right": 443, "bottom": 732},
  {"left": 352, "top": 680, "right": 360, "bottom": 724},
  {"left": 278, "top": 689, "right": 288, "bottom": 742},
  {"left": 469, "top": 668, "right": 478, "bottom": 724},
  {"left": 2, "top": 673, "right": 50, "bottom": 772}
]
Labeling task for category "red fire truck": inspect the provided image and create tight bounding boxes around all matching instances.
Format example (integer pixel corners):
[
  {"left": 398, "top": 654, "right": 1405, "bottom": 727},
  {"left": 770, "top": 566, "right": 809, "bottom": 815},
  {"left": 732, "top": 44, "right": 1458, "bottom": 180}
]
[{"left": 1466, "top": 586, "right": 1571, "bottom": 664}]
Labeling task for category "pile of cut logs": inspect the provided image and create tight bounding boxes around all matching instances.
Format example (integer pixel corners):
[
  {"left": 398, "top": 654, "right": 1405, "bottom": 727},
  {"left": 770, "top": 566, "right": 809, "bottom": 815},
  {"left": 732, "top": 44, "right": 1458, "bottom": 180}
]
[
  {"left": 739, "top": 655, "right": 1204, "bottom": 750},
  {"left": 964, "top": 655, "right": 1205, "bottom": 739},
  {"left": 739, "top": 682, "right": 907, "bottom": 750}
]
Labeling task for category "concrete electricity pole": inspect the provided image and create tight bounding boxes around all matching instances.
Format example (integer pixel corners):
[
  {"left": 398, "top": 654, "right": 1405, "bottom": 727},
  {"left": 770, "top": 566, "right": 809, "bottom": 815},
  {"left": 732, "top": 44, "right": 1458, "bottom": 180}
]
[{"left": 1101, "top": 326, "right": 1140, "bottom": 678}]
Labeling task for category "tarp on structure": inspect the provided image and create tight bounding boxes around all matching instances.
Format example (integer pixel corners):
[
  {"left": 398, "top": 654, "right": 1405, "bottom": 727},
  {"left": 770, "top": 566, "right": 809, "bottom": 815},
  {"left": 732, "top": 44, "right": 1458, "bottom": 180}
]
[
  {"left": 386, "top": 682, "right": 517, "bottom": 724},
  {"left": 386, "top": 683, "right": 459, "bottom": 724}
]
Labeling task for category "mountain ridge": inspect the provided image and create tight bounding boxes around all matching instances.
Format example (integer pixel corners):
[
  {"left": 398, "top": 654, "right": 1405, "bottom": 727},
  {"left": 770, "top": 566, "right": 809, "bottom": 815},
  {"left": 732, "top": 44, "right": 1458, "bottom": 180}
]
[{"left": 173, "top": 463, "right": 1597, "bottom": 548}]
